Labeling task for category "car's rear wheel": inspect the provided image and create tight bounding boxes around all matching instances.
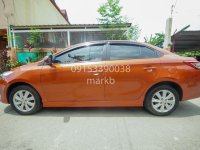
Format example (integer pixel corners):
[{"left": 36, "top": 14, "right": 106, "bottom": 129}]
[
  {"left": 9, "top": 85, "right": 42, "bottom": 115},
  {"left": 144, "top": 85, "right": 179, "bottom": 116}
]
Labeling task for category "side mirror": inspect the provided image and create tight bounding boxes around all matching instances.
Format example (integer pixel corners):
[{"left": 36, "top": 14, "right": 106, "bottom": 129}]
[
  {"left": 45, "top": 55, "right": 53, "bottom": 65},
  {"left": 68, "top": 54, "right": 72, "bottom": 58}
]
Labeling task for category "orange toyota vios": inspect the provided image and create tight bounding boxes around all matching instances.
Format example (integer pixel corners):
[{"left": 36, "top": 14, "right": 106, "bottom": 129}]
[{"left": 0, "top": 41, "right": 200, "bottom": 116}]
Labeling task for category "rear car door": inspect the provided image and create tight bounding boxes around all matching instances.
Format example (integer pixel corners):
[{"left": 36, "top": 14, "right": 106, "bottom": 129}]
[{"left": 105, "top": 43, "right": 161, "bottom": 103}]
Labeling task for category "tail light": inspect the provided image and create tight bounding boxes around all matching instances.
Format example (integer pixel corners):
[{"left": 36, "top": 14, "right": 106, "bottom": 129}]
[{"left": 184, "top": 61, "right": 200, "bottom": 70}]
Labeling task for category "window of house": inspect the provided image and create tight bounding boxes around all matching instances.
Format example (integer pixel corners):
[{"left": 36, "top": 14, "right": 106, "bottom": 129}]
[{"left": 15, "top": 32, "right": 68, "bottom": 49}]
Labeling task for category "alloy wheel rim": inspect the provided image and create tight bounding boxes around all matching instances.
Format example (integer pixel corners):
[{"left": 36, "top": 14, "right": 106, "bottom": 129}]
[
  {"left": 13, "top": 90, "right": 35, "bottom": 112},
  {"left": 151, "top": 90, "right": 176, "bottom": 113}
]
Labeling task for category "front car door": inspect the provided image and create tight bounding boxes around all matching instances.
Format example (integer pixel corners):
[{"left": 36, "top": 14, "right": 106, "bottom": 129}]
[
  {"left": 40, "top": 43, "right": 106, "bottom": 103},
  {"left": 105, "top": 43, "right": 161, "bottom": 105}
]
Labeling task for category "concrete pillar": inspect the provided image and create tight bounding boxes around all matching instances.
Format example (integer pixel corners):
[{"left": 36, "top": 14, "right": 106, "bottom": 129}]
[
  {"left": 67, "top": 31, "right": 70, "bottom": 46},
  {"left": 163, "top": 18, "right": 172, "bottom": 50}
]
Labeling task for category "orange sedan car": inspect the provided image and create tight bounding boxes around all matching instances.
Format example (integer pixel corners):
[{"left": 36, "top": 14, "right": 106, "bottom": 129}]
[{"left": 0, "top": 41, "right": 200, "bottom": 116}]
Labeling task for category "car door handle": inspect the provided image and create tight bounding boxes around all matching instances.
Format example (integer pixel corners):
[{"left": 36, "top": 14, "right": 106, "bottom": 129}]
[
  {"left": 89, "top": 70, "right": 103, "bottom": 73},
  {"left": 144, "top": 66, "right": 156, "bottom": 72},
  {"left": 93, "top": 73, "right": 100, "bottom": 76}
]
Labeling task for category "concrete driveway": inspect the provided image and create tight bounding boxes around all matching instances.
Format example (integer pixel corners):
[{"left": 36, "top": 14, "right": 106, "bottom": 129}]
[{"left": 0, "top": 98, "right": 200, "bottom": 150}]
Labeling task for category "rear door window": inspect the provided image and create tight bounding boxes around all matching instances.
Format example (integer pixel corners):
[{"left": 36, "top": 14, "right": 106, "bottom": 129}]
[{"left": 109, "top": 44, "right": 158, "bottom": 60}]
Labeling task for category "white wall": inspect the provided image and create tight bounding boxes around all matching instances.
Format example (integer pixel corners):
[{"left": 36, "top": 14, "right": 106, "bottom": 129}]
[
  {"left": 0, "top": 0, "right": 68, "bottom": 29},
  {"left": 0, "top": 0, "right": 15, "bottom": 29},
  {"left": 14, "top": 0, "right": 68, "bottom": 25}
]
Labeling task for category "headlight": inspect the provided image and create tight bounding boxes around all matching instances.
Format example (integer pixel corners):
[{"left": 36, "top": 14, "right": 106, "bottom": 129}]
[{"left": 0, "top": 71, "right": 13, "bottom": 79}]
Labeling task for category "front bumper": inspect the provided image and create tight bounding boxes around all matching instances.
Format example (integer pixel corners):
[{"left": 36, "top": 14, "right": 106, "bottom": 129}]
[{"left": 0, "top": 79, "right": 9, "bottom": 104}]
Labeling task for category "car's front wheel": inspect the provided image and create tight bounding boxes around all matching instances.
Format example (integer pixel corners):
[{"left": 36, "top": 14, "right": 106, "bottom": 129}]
[
  {"left": 144, "top": 85, "right": 180, "bottom": 116},
  {"left": 9, "top": 85, "right": 42, "bottom": 115}
]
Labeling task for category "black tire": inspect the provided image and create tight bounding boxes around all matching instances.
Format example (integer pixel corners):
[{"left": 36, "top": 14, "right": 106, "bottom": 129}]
[
  {"left": 9, "top": 85, "right": 42, "bottom": 115},
  {"left": 144, "top": 85, "right": 179, "bottom": 116}
]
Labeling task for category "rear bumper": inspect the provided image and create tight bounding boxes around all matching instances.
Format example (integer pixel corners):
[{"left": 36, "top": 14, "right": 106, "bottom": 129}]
[
  {"left": 182, "top": 85, "right": 200, "bottom": 101},
  {"left": 0, "top": 79, "right": 9, "bottom": 104},
  {"left": 182, "top": 71, "right": 200, "bottom": 101}
]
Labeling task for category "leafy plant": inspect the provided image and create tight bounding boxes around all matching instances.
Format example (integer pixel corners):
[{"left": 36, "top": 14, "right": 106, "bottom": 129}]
[
  {"left": 98, "top": 0, "right": 124, "bottom": 24},
  {"left": 0, "top": 48, "right": 9, "bottom": 73},
  {"left": 27, "top": 28, "right": 42, "bottom": 48},
  {"left": 6, "top": 60, "right": 23, "bottom": 69},
  {"left": 176, "top": 50, "right": 200, "bottom": 57},
  {"left": 144, "top": 33, "right": 165, "bottom": 48},
  {"left": 97, "top": 0, "right": 140, "bottom": 40}
]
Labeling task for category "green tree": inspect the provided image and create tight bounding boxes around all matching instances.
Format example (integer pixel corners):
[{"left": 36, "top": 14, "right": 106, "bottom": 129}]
[
  {"left": 97, "top": 0, "right": 140, "bottom": 40},
  {"left": 144, "top": 33, "right": 165, "bottom": 48}
]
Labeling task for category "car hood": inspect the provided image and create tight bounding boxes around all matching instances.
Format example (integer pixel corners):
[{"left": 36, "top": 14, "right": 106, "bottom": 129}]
[{"left": 12, "top": 62, "right": 41, "bottom": 72}]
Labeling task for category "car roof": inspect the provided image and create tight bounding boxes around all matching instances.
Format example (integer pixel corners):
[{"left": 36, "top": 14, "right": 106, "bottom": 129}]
[{"left": 54, "top": 40, "right": 171, "bottom": 56}]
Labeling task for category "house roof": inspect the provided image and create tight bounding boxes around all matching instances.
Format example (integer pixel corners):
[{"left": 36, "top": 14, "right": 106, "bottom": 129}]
[
  {"left": 61, "top": 9, "right": 69, "bottom": 22},
  {"left": 50, "top": 0, "right": 70, "bottom": 24},
  {"left": 11, "top": 23, "right": 132, "bottom": 30},
  {"left": 171, "top": 30, "right": 200, "bottom": 51}
]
